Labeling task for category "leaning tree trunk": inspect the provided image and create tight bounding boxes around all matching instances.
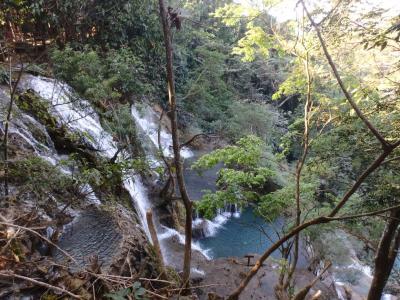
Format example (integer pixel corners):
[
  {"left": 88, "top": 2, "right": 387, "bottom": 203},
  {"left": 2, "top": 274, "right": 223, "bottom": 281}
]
[
  {"left": 367, "top": 209, "right": 400, "bottom": 300},
  {"left": 158, "top": 0, "right": 193, "bottom": 290}
]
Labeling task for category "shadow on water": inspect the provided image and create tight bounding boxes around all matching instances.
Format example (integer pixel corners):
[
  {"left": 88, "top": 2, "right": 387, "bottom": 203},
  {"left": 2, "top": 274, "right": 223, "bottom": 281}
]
[{"left": 183, "top": 153, "right": 221, "bottom": 201}]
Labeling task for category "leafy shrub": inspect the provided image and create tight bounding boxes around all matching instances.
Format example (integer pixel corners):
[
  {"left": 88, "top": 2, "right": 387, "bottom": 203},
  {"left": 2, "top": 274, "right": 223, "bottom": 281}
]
[
  {"left": 105, "top": 281, "right": 147, "bottom": 300},
  {"left": 5, "top": 156, "right": 78, "bottom": 204},
  {"left": 193, "top": 135, "right": 278, "bottom": 219},
  {"left": 224, "top": 102, "right": 278, "bottom": 142},
  {"left": 51, "top": 46, "right": 149, "bottom": 105},
  {"left": 105, "top": 48, "right": 152, "bottom": 96}
]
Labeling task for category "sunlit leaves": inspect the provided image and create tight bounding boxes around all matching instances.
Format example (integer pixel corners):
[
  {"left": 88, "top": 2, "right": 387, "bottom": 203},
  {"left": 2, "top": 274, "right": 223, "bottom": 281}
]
[
  {"left": 193, "top": 135, "right": 264, "bottom": 170},
  {"left": 193, "top": 135, "right": 278, "bottom": 219},
  {"left": 233, "top": 25, "right": 275, "bottom": 61},
  {"left": 212, "top": 3, "right": 259, "bottom": 27}
]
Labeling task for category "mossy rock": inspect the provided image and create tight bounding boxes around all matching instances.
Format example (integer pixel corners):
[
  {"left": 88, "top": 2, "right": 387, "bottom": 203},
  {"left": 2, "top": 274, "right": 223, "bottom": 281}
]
[{"left": 16, "top": 90, "right": 98, "bottom": 166}]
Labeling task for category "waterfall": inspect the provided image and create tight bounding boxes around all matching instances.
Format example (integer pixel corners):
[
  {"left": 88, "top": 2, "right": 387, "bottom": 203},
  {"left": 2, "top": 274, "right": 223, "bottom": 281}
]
[
  {"left": 17, "top": 75, "right": 211, "bottom": 266},
  {"left": 131, "top": 105, "right": 193, "bottom": 159},
  {"left": 19, "top": 75, "right": 151, "bottom": 238},
  {"left": 131, "top": 103, "right": 215, "bottom": 262},
  {"left": 131, "top": 104, "right": 240, "bottom": 243},
  {"left": 0, "top": 85, "right": 100, "bottom": 206},
  {"left": 131, "top": 103, "right": 241, "bottom": 243}
]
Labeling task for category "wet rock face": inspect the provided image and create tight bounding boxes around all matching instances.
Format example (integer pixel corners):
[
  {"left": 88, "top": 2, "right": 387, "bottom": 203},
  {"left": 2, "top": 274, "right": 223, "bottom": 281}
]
[
  {"left": 54, "top": 207, "right": 158, "bottom": 277},
  {"left": 54, "top": 210, "right": 122, "bottom": 271},
  {"left": 0, "top": 87, "right": 53, "bottom": 160}
]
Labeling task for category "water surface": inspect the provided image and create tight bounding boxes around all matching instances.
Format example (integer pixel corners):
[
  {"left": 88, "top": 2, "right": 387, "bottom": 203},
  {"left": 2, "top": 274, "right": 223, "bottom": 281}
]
[{"left": 198, "top": 208, "right": 283, "bottom": 259}]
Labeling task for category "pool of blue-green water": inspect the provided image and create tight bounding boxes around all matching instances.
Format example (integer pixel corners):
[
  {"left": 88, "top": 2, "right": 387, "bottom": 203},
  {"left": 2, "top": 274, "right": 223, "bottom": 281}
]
[{"left": 198, "top": 208, "right": 283, "bottom": 259}]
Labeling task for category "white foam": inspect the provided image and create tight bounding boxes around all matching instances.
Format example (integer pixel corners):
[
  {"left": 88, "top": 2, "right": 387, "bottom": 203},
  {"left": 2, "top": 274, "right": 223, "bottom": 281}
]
[
  {"left": 191, "top": 267, "right": 205, "bottom": 276},
  {"left": 348, "top": 259, "right": 373, "bottom": 278},
  {"left": 21, "top": 75, "right": 153, "bottom": 239},
  {"left": 131, "top": 105, "right": 193, "bottom": 159},
  {"left": 159, "top": 226, "right": 212, "bottom": 260}
]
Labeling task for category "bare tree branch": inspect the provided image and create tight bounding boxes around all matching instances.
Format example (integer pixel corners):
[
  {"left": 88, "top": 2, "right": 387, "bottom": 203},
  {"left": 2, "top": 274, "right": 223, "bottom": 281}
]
[
  {"left": 292, "top": 261, "right": 332, "bottom": 300},
  {"left": 301, "top": 0, "right": 390, "bottom": 149},
  {"left": 179, "top": 133, "right": 218, "bottom": 149},
  {"left": 0, "top": 271, "right": 82, "bottom": 299}
]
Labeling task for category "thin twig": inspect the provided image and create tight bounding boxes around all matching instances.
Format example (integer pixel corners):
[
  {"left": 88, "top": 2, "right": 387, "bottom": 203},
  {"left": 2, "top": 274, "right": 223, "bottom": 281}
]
[
  {"left": 300, "top": 0, "right": 389, "bottom": 149},
  {"left": 0, "top": 222, "right": 78, "bottom": 265},
  {"left": 0, "top": 271, "right": 82, "bottom": 299}
]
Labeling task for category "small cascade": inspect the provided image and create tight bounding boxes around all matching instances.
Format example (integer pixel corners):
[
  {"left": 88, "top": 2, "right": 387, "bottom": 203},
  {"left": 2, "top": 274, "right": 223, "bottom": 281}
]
[
  {"left": 131, "top": 105, "right": 193, "bottom": 159},
  {"left": 19, "top": 75, "right": 151, "bottom": 238},
  {"left": 131, "top": 103, "right": 241, "bottom": 241},
  {"left": 0, "top": 84, "right": 101, "bottom": 206},
  {"left": 158, "top": 226, "right": 212, "bottom": 260},
  {"left": 123, "top": 175, "right": 151, "bottom": 238},
  {"left": 193, "top": 204, "right": 241, "bottom": 239},
  {"left": 19, "top": 75, "right": 116, "bottom": 157},
  {"left": 1, "top": 88, "right": 54, "bottom": 158}
]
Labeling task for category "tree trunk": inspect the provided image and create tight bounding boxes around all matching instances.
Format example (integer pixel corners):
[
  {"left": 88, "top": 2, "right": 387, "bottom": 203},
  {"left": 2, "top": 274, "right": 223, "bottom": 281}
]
[
  {"left": 3, "top": 59, "right": 23, "bottom": 199},
  {"left": 367, "top": 209, "right": 400, "bottom": 300},
  {"left": 146, "top": 209, "right": 165, "bottom": 272},
  {"left": 226, "top": 149, "right": 395, "bottom": 300},
  {"left": 158, "top": 0, "right": 193, "bottom": 290}
]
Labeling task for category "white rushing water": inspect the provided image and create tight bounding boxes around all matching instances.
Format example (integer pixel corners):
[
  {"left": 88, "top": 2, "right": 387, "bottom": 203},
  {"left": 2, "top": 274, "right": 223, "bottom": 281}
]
[
  {"left": 19, "top": 75, "right": 151, "bottom": 238},
  {"left": 20, "top": 75, "right": 116, "bottom": 157},
  {"left": 16, "top": 75, "right": 229, "bottom": 265},
  {"left": 158, "top": 226, "right": 212, "bottom": 260},
  {"left": 331, "top": 230, "right": 397, "bottom": 300},
  {"left": 131, "top": 103, "right": 240, "bottom": 240},
  {"left": 131, "top": 103, "right": 216, "bottom": 261},
  {"left": 131, "top": 105, "right": 193, "bottom": 159}
]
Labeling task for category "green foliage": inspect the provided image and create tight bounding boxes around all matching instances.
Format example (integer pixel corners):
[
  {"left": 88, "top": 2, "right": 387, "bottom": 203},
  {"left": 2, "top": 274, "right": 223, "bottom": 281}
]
[
  {"left": 25, "top": 63, "right": 49, "bottom": 77},
  {"left": 179, "top": 40, "right": 235, "bottom": 133},
  {"left": 62, "top": 153, "right": 148, "bottom": 193},
  {"left": 16, "top": 91, "right": 58, "bottom": 129},
  {"left": 105, "top": 282, "right": 147, "bottom": 300},
  {"left": 193, "top": 135, "right": 264, "bottom": 169},
  {"left": 193, "top": 135, "right": 278, "bottom": 219},
  {"left": 51, "top": 46, "right": 150, "bottom": 105},
  {"left": 5, "top": 156, "right": 79, "bottom": 204},
  {"left": 0, "top": 65, "right": 9, "bottom": 85},
  {"left": 258, "top": 180, "right": 319, "bottom": 220},
  {"left": 212, "top": 3, "right": 258, "bottom": 27},
  {"left": 196, "top": 190, "right": 237, "bottom": 219},
  {"left": 272, "top": 62, "right": 306, "bottom": 101},
  {"left": 105, "top": 48, "right": 151, "bottom": 96},
  {"left": 103, "top": 104, "right": 137, "bottom": 145},
  {"left": 233, "top": 25, "right": 275, "bottom": 62},
  {"left": 170, "top": 0, "right": 285, "bottom": 138},
  {"left": 51, "top": 46, "right": 113, "bottom": 103},
  {"left": 225, "top": 102, "right": 278, "bottom": 142}
]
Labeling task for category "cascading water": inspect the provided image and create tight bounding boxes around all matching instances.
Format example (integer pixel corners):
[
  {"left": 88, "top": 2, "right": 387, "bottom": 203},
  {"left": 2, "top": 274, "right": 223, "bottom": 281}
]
[
  {"left": 16, "top": 74, "right": 211, "bottom": 271},
  {"left": 131, "top": 105, "right": 193, "bottom": 159},
  {"left": 19, "top": 75, "right": 151, "bottom": 238},
  {"left": 14, "top": 74, "right": 235, "bottom": 267},
  {"left": 0, "top": 85, "right": 100, "bottom": 207},
  {"left": 130, "top": 103, "right": 240, "bottom": 241},
  {"left": 131, "top": 103, "right": 215, "bottom": 261}
]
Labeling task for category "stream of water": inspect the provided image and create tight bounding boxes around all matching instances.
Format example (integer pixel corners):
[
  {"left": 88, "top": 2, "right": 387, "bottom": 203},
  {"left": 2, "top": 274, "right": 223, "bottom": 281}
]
[
  {"left": 10, "top": 76, "right": 399, "bottom": 297},
  {"left": 19, "top": 75, "right": 152, "bottom": 238}
]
